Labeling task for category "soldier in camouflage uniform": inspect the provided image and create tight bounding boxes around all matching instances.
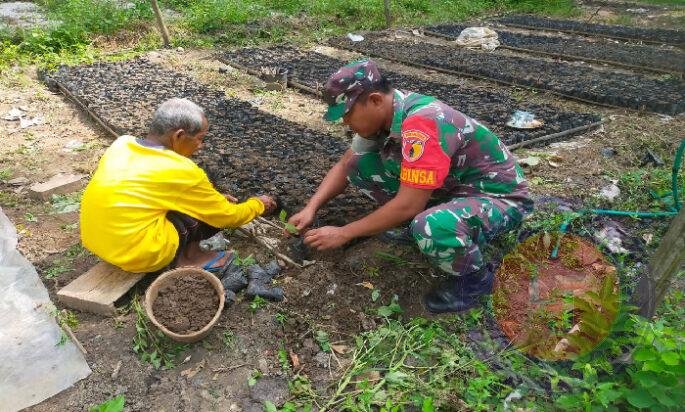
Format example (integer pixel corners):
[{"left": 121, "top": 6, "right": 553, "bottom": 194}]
[{"left": 289, "top": 59, "right": 533, "bottom": 313}]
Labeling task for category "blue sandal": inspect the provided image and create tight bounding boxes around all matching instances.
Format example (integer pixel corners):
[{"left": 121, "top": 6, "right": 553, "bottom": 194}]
[{"left": 202, "top": 250, "right": 229, "bottom": 273}]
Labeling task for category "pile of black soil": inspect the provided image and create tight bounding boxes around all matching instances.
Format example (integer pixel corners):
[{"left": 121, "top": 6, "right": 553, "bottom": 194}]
[
  {"left": 425, "top": 23, "right": 685, "bottom": 73},
  {"left": 329, "top": 32, "right": 685, "bottom": 115},
  {"left": 220, "top": 46, "right": 601, "bottom": 146},
  {"left": 496, "top": 14, "right": 685, "bottom": 45},
  {"left": 45, "top": 59, "right": 373, "bottom": 223}
]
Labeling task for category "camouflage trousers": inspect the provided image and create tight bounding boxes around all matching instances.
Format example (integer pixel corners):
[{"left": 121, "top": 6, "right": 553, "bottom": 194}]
[{"left": 346, "top": 152, "right": 530, "bottom": 276}]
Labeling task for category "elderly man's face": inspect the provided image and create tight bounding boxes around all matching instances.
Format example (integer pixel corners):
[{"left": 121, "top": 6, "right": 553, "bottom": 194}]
[{"left": 171, "top": 117, "right": 209, "bottom": 157}]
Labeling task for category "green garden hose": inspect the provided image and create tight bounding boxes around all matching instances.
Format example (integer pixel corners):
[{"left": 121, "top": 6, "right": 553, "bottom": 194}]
[{"left": 550, "top": 138, "right": 685, "bottom": 258}]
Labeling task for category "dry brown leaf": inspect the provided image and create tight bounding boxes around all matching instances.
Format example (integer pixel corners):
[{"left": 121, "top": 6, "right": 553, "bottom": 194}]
[
  {"left": 356, "top": 281, "right": 374, "bottom": 289},
  {"left": 289, "top": 350, "right": 301, "bottom": 369},
  {"left": 330, "top": 344, "right": 350, "bottom": 355},
  {"left": 181, "top": 358, "right": 206, "bottom": 379}
]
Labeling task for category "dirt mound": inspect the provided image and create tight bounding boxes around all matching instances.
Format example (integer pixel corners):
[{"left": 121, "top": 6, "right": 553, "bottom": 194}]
[
  {"left": 152, "top": 275, "right": 220, "bottom": 334},
  {"left": 493, "top": 233, "right": 620, "bottom": 360}
]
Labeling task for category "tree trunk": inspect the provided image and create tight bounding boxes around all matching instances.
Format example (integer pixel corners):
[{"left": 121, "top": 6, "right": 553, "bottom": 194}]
[
  {"left": 384, "top": 0, "right": 392, "bottom": 28},
  {"left": 633, "top": 207, "right": 685, "bottom": 318},
  {"left": 151, "top": 0, "right": 171, "bottom": 48}
]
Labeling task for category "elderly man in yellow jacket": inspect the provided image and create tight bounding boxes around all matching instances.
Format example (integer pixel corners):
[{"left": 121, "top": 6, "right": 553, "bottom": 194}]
[{"left": 80, "top": 98, "right": 276, "bottom": 274}]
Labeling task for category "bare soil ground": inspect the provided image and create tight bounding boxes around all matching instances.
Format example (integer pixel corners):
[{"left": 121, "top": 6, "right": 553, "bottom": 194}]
[{"left": 2, "top": 8, "right": 684, "bottom": 410}]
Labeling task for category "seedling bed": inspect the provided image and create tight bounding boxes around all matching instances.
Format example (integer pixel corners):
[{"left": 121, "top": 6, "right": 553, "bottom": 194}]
[
  {"left": 425, "top": 23, "right": 685, "bottom": 74},
  {"left": 329, "top": 33, "right": 685, "bottom": 115},
  {"left": 496, "top": 15, "right": 685, "bottom": 46},
  {"left": 220, "top": 46, "right": 602, "bottom": 146},
  {"left": 45, "top": 59, "right": 373, "bottom": 223}
]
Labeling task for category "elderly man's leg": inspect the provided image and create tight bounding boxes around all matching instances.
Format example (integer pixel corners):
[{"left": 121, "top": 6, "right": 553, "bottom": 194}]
[
  {"left": 410, "top": 197, "right": 527, "bottom": 313},
  {"left": 166, "top": 211, "right": 225, "bottom": 270}
]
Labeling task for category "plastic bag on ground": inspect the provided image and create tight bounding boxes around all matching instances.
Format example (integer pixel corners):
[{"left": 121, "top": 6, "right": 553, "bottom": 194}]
[
  {"left": 455, "top": 27, "right": 500, "bottom": 51},
  {"left": 0, "top": 207, "right": 91, "bottom": 411}
]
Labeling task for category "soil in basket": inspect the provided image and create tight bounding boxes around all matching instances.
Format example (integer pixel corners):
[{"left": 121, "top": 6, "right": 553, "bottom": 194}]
[{"left": 152, "top": 275, "right": 219, "bottom": 334}]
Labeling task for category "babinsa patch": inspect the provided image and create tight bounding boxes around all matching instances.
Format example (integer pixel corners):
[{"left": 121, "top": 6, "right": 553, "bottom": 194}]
[{"left": 401, "top": 129, "right": 430, "bottom": 162}]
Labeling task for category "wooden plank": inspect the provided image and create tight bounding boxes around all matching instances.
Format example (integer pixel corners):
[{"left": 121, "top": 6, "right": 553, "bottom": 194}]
[{"left": 57, "top": 262, "right": 145, "bottom": 315}]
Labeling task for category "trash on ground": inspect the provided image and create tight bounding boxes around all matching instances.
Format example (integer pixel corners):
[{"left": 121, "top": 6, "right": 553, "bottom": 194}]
[
  {"left": 346, "top": 33, "right": 364, "bottom": 42},
  {"left": 518, "top": 156, "right": 541, "bottom": 168},
  {"left": 455, "top": 27, "right": 500, "bottom": 51},
  {"left": 0, "top": 208, "right": 91, "bottom": 411},
  {"left": 642, "top": 148, "right": 665, "bottom": 167},
  {"left": 598, "top": 181, "right": 621, "bottom": 202},
  {"left": 594, "top": 225, "right": 629, "bottom": 255},
  {"left": 507, "top": 110, "right": 544, "bottom": 129}
]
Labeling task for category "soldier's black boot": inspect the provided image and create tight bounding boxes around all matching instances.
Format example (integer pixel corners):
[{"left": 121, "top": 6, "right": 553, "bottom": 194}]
[{"left": 424, "top": 264, "right": 494, "bottom": 314}]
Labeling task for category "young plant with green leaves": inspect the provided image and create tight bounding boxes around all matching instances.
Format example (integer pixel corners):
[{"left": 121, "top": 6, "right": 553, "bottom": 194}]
[
  {"left": 131, "top": 295, "right": 188, "bottom": 369},
  {"left": 279, "top": 210, "right": 299, "bottom": 235}
]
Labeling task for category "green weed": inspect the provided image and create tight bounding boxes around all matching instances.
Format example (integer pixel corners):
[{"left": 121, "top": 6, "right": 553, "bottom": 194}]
[
  {"left": 90, "top": 395, "right": 125, "bottom": 412},
  {"left": 249, "top": 295, "right": 268, "bottom": 313},
  {"left": 131, "top": 295, "right": 189, "bottom": 369},
  {"left": 222, "top": 329, "right": 237, "bottom": 350},
  {"left": 51, "top": 307, "right": 79, "bottom": 346},
  {"left": 315, "top": 330, "right": 331, "bottom": 352}
]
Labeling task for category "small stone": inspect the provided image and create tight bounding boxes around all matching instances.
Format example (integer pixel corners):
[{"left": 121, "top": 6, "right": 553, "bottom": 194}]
[
  {"left": 257, "top": 358, "right": 269, "bottom": 374},
  {"left": 176, "top": 47, "right": 185, "bottom": 52},
  {"left": 600, "top": 147, "right": 616, "bottom": 157},
  {"left": 598, "top": 183, "right": 620, "bottom": 202},
  {"left": 7, "top": 177, "right": 29, "bottom": 186}
]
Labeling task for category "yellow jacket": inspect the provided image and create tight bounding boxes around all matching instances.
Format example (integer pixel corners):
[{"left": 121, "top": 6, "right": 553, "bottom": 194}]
[{"left": 80, "top": 135, "right": 264, "bottom": 273}]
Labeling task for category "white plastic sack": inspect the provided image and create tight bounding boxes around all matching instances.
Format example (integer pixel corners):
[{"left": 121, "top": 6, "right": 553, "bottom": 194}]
[
  {"left": 0, "top": 207, "right": 91, "bottom": 411},
  {"left": 455, "top": 27, "right": 500, "bottom": 51}
]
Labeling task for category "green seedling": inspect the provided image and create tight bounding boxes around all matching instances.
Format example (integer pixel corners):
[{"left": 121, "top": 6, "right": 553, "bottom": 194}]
[
  {"left": 249, "top": 296, "right": 268, "bottom": 313},
  {"left": 24, "top": 212, "right": 38, "bottom": 223},
  {"left": 274, "top": 312, "right": 288, "bottom": 326},
  {"left": 278, "top": 346, "right": 291, "bottom": 371},
  {"left": 371, "top": 288, "right": 381, "bottom": 302},
  {"left": 234, "top": 251, "right": 256, "bottom": 266},
  {"left": 279, "top": 210, "right": 299, "bottom": 235},
  {"left": 315, "top": 330, "right": 331, "bottom": 352},
  {"left": 248, "top": 370, "right": 262, "bottom": 387},
  {"left": 377, "top": 295, "right": 403, "bottom": 318},
  {"left": 90, "top": 395, "right": 125, "bottom": 412},
  {"left": 222, "top": 329, "right": 237, "bottom": 350}
]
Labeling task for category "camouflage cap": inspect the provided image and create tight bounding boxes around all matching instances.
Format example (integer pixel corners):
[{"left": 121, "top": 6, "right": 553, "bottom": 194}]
[{"left": 322, "top": 59, "right": 382, "bottom": 122}]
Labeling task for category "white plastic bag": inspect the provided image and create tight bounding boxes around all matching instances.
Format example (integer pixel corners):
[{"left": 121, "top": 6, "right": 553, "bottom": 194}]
[
  {"left": 0, "top": 207, "right": 91, "bottom": 411},
  {"left": 455, "top": 27, "right": 500, "bottom": 51}
]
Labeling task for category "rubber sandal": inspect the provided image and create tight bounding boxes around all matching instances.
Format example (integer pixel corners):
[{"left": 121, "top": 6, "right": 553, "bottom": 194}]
[{"left": 202, "top": 250, "right": 228, "bottom": 273}]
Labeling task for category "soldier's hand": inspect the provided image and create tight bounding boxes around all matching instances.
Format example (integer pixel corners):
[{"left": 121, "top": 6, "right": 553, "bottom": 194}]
[
  {"left": 287, "top": 207, "right": 316, "bottom": 236},
  {"left": 304, "top": 226, "right": 351, "bottom": 250},
  {"left": 257, "top": 195, "right": 277, "bottom": 216}
]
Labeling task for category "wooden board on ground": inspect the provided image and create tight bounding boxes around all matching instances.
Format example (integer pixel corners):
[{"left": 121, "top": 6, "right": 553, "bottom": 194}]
[{"left": 57, "top": 262, "right": 145, "bottom": 315}]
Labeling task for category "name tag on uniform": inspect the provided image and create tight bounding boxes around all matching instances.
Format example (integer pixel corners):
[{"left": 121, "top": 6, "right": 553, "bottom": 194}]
[{"left": 400, "top": 167, "right": 437, "bottom": 186}]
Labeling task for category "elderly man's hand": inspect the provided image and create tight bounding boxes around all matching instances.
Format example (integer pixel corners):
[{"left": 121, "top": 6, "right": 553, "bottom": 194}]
[
  {"left": 224, "top": 193, "right": 239, "bottom": 203},
  {"left": 304, "top": 226, "right": 352, "bottom": 250},
  {"left": 257, "top": 195, "right": 277, "bottom": 216}
]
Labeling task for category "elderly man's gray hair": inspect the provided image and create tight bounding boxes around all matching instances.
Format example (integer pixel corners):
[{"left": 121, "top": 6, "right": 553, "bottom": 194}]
[{"left": 149, "top": 98, "right": 206, "bottom": 136}]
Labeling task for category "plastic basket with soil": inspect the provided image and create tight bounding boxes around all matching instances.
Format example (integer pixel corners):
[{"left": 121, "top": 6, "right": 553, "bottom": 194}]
[
  {"left": 145, "top": 267, "right": 225, "bottom": 343},
  {"left": 493, "top": 233, "right": 620, "bottom": 361}
]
